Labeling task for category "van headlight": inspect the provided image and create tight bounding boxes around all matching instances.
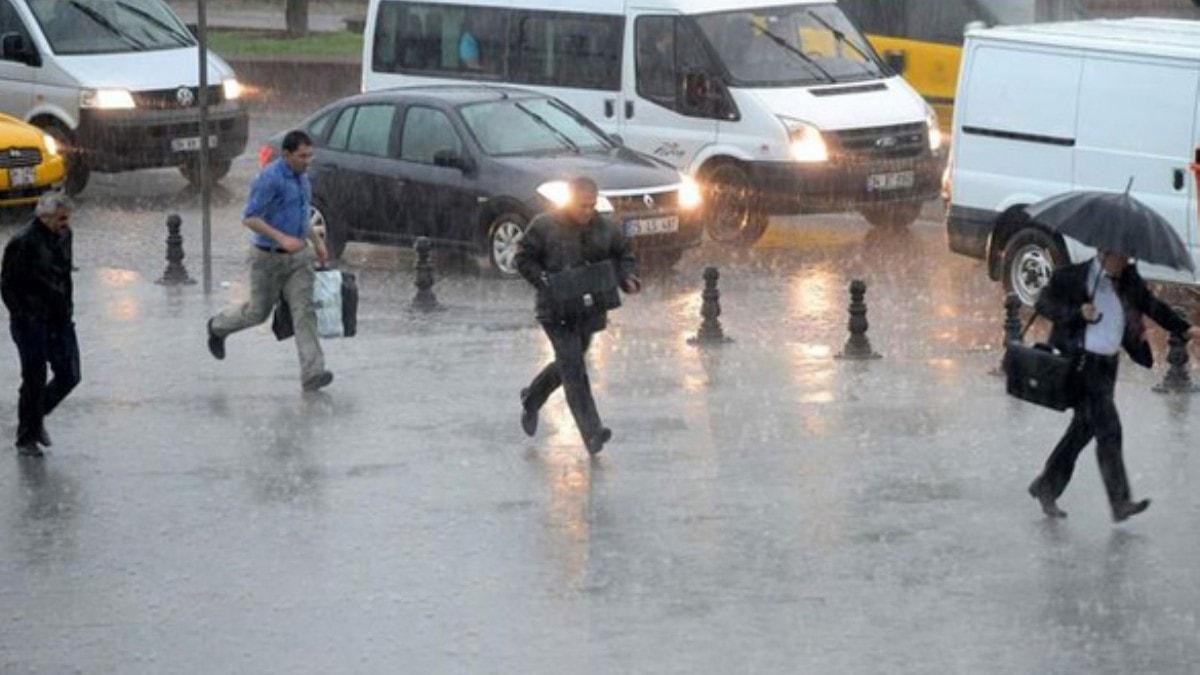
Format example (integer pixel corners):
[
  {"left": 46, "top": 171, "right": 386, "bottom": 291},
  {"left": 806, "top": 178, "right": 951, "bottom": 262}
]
[
  {"left": 80, "top": 89, "right": 136, "bottom": 110},
  {"left": 223, "top": 78, "right": 243, "bottom": 101},
  {"left": 779, "top": 117, "right": 828, "bottom": 163},
  {"left": 43, "top": 133, "right": 59, "bottom": 157},
  {"left": 926, "top": 109, "right": 943, "bottom": 152},
  {"left": 537, "top": 180, "right": 614, "bottom": 213},
  {"left": 678, "top": 174, "right": 702, "bottom": 210}
]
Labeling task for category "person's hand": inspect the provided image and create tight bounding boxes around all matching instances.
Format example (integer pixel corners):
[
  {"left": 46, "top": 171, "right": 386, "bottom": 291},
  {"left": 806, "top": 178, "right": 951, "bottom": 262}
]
[
  {"left": 620, "top": 275, "right": 643, "bottom": 294},
  {"left": 278, "top": 235, "right": 306, "bottom": 253},
  {"left": 1080, "top": 303, "right": 1099, "bottom": 323},
  {"left": 314, "top": 240, "right": 329, "bottom": 266}
]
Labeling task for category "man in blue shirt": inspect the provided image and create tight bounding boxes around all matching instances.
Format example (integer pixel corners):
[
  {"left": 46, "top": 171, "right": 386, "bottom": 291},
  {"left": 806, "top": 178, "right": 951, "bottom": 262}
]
[{"left": 206, "top": 130, "right": 333, "bottom": 392}]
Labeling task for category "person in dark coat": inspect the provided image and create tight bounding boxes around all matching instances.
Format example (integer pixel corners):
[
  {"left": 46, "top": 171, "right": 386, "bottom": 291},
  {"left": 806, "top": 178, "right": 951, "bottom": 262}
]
[
  {"left": 1028, "top": 250, "right": 1200, "bottom": 521},
  {"left": 1, "top": 193, "right": 81, "bottom": 457},
  {"left": 515, "top": 177, "right": 641, "bottom": 455}
]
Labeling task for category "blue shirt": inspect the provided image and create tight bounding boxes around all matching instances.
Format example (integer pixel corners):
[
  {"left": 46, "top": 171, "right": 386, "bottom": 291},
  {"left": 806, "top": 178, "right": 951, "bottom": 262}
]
[
  {"left": 244, "top": 158, "right": 311, "bottom": 249},
  {"left": 459, "top": 32, "right": 480, "bottom": 65}
]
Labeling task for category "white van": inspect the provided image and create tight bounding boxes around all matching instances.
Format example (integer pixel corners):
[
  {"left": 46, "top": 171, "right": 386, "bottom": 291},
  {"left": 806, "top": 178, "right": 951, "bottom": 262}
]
[
  {"left": 363, "top": 0, "right": 944, "bottom": 246},
  {"left": 0, "top": 0, "right": 248, "bottom": 194},
  {"left": 946, "top": 18, "right": 1200, "bottom": 304}
]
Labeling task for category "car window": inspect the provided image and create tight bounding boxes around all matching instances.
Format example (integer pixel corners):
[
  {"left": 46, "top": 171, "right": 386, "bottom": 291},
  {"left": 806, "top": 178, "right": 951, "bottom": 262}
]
[
  {"left": 347, "top": 104, "right": 397, "bottom": 157},
  {"left": 307, "top": 109, "right": 337, "bottom": 143},
  {"left": 327, "top": 107, "right": 357, "bottom": 151},
  {"left": 400, "top": 106, "right": 462, "bottom": 164},
  {"left": 373, "top": 1, "right": 507, "bottom": 78}
]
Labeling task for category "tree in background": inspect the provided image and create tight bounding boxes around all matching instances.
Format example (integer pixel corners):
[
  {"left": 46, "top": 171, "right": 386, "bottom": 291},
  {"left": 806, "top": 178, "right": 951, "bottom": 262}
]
[{"left": 286, "top": 0, "right": 309, "bottom": 37}]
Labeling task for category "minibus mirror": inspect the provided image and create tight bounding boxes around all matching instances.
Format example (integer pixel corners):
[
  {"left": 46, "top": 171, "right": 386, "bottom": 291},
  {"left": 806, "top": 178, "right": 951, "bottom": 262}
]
[
  {"left": 434, "top": 149, "right": 474, "bottom": 173},
  {"left": 883, "top": 50, "right": 906, "bottom": 76},
  {"left": 1, "top": 33, "right": 38, "bottom": 67},
  {"left": 609, "top": 134, "right": 624, "bottom": 147},
  {"left": 185, "top": 23, "right": 199, "bottom": 37}
]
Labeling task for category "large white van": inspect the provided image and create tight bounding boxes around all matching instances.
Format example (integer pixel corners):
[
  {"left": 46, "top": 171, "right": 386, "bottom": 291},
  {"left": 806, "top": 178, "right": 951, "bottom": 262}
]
[
  {"left": 946, "top": 18, "right": 1200, "bottom": 304},
  {"left": 363, "top": 0, "right": 944, "bottom": 246},
  {"left": 0, "top": 0, "right": 248, "bottom": 194}
]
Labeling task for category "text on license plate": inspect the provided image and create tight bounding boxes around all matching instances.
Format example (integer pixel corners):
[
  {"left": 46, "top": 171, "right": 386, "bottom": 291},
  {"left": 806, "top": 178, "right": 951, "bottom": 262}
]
[
  {"left": 624, "top": 216, "right": 679, "bottom": 237},
  {"left": 8, "top": 166, "right": 35, "bottom": 188},
  {"left": 171, "top": 135, "right": 219, "bottom": 152},
  {"left": 866, "top": 170, "right": 915, "bottom": 192}
]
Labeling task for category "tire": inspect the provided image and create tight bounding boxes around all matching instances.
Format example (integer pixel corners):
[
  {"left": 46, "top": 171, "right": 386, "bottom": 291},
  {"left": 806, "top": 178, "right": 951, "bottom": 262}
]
[
  {"left": 860, "top": 201, "right": 923, "bottom": 229},
  {"left": 180, "top": 158, "right": 233, "bottom": 187},
  {"left": 703, "top": 161, "right": 769, "bottom": 247},
  {"left": 1002, "top": 228, "right": 1067, "bottom": 306},
  {"left": 38, "top": 122, "right": 88, "bottom": 196},
  {"left": 485, "top": 212, "right": 528, "bottom": 279},
  {"left": 310, "top": 202, "right": 347, "bottom": 260}
]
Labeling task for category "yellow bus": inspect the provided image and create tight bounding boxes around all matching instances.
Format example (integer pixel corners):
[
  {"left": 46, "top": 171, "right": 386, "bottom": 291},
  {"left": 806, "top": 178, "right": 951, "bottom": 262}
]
[{"left": 839, "top": 0, "right": 1087, "bottom": 133}]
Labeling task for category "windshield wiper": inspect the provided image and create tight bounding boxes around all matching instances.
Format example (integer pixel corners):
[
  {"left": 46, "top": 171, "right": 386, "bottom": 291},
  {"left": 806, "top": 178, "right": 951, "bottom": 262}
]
[
  {"left": 514, "top": 103, "right": 580, "bottom": 154},
  {"left": 68, "top": 0, "right": 149, "bottom": 50},
  {"left": 752, "top": 24, "right": 835, "bottom": 84},
  {"left": 114, "top": 1, "right": 193, "bottom": 46},
  {"left": 804, "top": 10, "right": 879, "bottom": 78}
]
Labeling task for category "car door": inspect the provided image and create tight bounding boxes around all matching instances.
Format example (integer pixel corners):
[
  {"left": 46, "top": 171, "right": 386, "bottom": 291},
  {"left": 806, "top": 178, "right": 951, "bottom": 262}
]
[
  {"left": 317, "top": 103, "right": 408, "bottom": 241},
  {"left": 620, "top": 12, "right": 718, "bottom": 171},
  {"left": 0, "top": 0, "right": 38, "bottom": 117},
  {"left": 396, "top": 104, "right": 477, "bottom": 243}
]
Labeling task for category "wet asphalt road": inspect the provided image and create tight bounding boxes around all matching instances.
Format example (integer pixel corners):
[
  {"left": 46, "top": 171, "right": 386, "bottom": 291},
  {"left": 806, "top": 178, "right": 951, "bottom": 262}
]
[{"left": 2, "top": 100, "right": 1200, "bottom": 673}]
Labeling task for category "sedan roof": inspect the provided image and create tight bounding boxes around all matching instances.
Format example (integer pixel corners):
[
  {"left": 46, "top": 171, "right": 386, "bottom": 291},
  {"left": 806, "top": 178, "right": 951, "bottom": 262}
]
[{"left": 336, "top": 85, "right": 548, "bottom": 108}]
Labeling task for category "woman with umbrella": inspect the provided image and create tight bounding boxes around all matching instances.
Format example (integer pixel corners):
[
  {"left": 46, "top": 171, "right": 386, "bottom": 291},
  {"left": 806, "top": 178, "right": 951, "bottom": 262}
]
[{"left": 1024, "top": 185, "right": 1200, "bottom": 522}]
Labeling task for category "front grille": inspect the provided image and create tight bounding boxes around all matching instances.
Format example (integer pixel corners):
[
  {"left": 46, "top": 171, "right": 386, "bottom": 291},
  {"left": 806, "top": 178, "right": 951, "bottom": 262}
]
[
  {"left": 133, "top": 85, "right": 224, "bottom": 110},
  {"left": 144, "top": 118, "right": 238, "bottom": 139},
  {"left": 607, "top": 189, "right": 680, "bottom": 216},
  {"left": 831, "top": 122, "right": 926, "bottom": 160},
  {"left": 0, "top": 147, "right": 42, "bottom": 169}
]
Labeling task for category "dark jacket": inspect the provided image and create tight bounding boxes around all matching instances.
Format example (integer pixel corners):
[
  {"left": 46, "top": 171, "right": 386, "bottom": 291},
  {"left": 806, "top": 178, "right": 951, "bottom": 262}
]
[
  {"left": 1, "top": 218, "right": 74, "bottom": 324},
  {"left": 1035, "top": 260, "right": 1190, "bottom": 368},
  {"left": 514, "top": 212, "right": 637, "bottom": 328}
]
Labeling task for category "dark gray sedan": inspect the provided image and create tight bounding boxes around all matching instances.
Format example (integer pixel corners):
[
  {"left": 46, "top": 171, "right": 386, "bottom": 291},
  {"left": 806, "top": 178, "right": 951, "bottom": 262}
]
[{"left": 260, "top": 85, "right": 704, "bottom": 276}]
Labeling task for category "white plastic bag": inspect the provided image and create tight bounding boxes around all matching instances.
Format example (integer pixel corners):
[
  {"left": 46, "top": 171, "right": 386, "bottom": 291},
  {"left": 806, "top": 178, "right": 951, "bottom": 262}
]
[{"left": 313, "top": 269, "right": 344, "bottom": 338}]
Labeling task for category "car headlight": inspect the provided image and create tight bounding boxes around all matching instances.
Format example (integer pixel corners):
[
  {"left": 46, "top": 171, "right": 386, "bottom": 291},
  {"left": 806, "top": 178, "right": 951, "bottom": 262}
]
[
  {"left": 926, "top": 108, "right": 943, "bottom": 152},
  {"left": 678, "top": 174, "right": 702, "bottom": 210},
  {"left": 779, "top": 117, "right": 828, "bottom": 163},
  {"left": 43, "top": 133, "right": 59, "bottom": 157},
  {"left": 223, "top": 78, "right": 242, "bottom": 101},
  {"left": 536, "top": 180, "right": 614, "bottom": 213},
  {"left": 79, "top": 89, "right": 136, "bottom": 110}
]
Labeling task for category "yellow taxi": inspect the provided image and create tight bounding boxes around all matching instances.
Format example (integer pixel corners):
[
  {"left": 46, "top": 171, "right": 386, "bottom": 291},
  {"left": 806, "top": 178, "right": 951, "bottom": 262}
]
[{"left": 0, "top": 112, "right": 64, "bottom": 207}]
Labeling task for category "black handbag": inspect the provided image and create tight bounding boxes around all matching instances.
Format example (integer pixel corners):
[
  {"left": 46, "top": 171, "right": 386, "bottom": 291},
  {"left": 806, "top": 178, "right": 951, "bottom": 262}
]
[
  {"left": 547, "top": 260, "right": 621, "bottom": 320},
  {"left": 1002, "top": 312, "right": 1081, "bottom": 411}
]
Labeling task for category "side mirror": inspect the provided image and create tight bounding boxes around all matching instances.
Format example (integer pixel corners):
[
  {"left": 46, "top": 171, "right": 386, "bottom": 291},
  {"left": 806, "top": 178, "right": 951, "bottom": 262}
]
[
  {"left": 185, "top": 23, "right": 199, "bottom": 37},
  {"left": 609, "top": 133, "right": 625, "bottom": 147},
  {"left": 883, "top": 50, "right": 906, "bottom": 76},
  {"left": 434, "top": 149, "right": 474, "bottom": 173},
  {"left": 2, "top": 33, "right": 39, "bottom": 67}
]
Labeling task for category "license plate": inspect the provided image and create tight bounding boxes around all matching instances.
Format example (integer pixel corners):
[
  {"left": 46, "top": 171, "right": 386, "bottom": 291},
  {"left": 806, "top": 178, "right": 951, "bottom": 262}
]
[
  {"left": 866, "top": 170, "right": 915, "bottom": 192},
  {"left": 8, "top": 166, "right": 35, "bottom": 188},
  {"left": 171, "top": 135, "right": 218, "bottom": 152},
  {"left": 624, "top": 216, "right": 679, "bottom": 237}
]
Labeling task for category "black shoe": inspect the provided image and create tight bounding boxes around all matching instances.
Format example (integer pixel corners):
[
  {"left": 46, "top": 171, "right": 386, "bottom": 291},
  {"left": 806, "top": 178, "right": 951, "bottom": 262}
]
[
  {"left": 207, "top": 318, "right": 226, "bottom": 360},
  {"left": 1029, "top": 478, "right": 1067, "bottom": 519},
  {"left": 37, "top": 426, "right": 52, "bottom": 448},
  {"left": 585, "top": 427, "right": 612, "bottom": 456},
  {"left": 520, "top": 388, "right": 538, "bottom": 437},
  {"left": 1113, "top": 499, "right": 1151, "bottom": 523},
  {"left": 303, "top": 370, "right": 334, "bottom": 392},
  {"left": 16, "top": 440, "right": 43, "bottom": 457}
]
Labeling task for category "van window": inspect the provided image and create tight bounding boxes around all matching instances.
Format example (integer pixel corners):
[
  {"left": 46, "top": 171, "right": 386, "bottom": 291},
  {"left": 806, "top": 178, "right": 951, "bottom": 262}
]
[
  {"left": 328, "top": 107, "right": 357, "bottom": 151},
  {"left": 0, "top": 0, "right": 29, "bottom": 48},
  {"left": 27, "top": 0, "right": 194, "bottom": 55},
  {"left": 510, "top": 11, "right": 624, "bottom": 91},
  {"left": 400, "top": 107, "right": 462, "bottom": 164},
  {"left": 347, "top": 105, "right": 398, "bottom": 157},
  {"left": 372, "top": 1, "right": 507, "bottom": 78},
  {"left": 637, "top": 16, "right": 727, "bottom": 118}
]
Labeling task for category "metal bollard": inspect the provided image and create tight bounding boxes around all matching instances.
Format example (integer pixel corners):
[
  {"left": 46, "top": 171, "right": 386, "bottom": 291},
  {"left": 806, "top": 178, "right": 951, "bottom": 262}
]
[
  {"left": 412, "top": 236, "right": 440, "bottom": 311},
  {"left": 689, "top": 267, "right": 733, "bottom": 346},
  {"left": 836, "top": 279, "right": 881, "bottom": 360},
  {"left": 157, "top": 213, "right": 195, "bottom": 285},
  {"left": 992, "top": 293, "right": 1023, "bottom": 376},
  {"left": 1154, "top": 314, "right": 1198, "bottom": 394}
]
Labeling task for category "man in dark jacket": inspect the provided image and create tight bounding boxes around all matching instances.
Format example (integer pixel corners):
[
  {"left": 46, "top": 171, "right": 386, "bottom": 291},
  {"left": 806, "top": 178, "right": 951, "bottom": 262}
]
[
  {"left": 1, "top": 193, "right": 81, "bottom": 457},
  {"left": 1028, "top": 250, "right": 1200, "bottom": 521},
  {"left": 515, "top": 178, "right": 641, "bottom": 455}
]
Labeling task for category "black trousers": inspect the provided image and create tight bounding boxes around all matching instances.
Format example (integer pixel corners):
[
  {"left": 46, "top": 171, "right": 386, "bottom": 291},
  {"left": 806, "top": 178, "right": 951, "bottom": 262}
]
[
  {"left": 9, "top": 319, "right": 80, "bottom": 445},
  {"left": 524, "top": 322, "right": 602, "bottom": 440},
  {"left": 1035, "top": 354, "right": 1130, "bottom": 506}
]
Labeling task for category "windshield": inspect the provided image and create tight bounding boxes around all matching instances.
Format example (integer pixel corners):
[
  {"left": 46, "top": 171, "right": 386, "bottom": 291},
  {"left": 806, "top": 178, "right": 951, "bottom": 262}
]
[
  {"left": 460, "top": 98, "right": 613, "bottom": 156},
  {"left": 979, "top": 0, "right": 1089, "bottom": 25},
  {"left": 694, "top": 3, "right": 886, "bottom": 87},
  {"left": 29, "top": 0, "right": 195, "bottom": 55}
]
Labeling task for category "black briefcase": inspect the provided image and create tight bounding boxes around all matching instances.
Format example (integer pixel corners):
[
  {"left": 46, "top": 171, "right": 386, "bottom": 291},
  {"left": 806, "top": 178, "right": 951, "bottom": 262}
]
[
  {"left": 547, "top": 261, "right": 621, "bottom": 319},
  {"left": 272, "top": 270, "right": 359, "bottom": 340},
  {"left": 1003, "top": 342, "right": 1080, "bottom": 411}
]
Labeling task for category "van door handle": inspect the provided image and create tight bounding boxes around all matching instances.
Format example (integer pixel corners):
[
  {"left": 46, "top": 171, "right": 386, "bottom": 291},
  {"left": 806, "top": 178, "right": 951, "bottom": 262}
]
[
  {"left": 604, "top": 99, "right": 615, "bottom": 118},
  {"left": 1174, "top": 168, "right": 1186, "bottom": 191},
  {"left": 625, "top": 101, "right": 634, "bottom": 119}
]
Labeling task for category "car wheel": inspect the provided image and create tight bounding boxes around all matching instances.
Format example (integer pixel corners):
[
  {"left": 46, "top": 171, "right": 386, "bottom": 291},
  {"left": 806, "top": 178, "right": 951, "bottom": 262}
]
[
  {"left": 180, "top": 158, "right": 233, "bottom": 187},
  {"left": 703, "top": 161, "right": 768, "bottom": 247},
  {"left": 1003, "top": 228, "right": 1067, "bottom": 306},
  {"left": 860, "top": 201, "right": 923, "bottom": 229},
  {"left": 39, "top": 122, "right": 88, "bottom": 196},
  {"left": 310, "top": 202, "right": 346, "bottom": 260},
  {"left": 487, "top": 212, "right": 527, "bottom": 279}
]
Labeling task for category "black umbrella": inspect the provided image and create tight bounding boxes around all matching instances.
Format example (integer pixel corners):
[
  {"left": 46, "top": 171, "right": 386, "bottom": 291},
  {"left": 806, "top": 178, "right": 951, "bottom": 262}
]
[{"left": 1024, "top": 183, "right": 1195, "bottom": 273}]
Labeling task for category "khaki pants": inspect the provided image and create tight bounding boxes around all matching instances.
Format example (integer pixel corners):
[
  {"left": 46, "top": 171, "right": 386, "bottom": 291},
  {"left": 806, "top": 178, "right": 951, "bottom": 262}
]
[{"left": 211, "top": 247, "right": 325, "bottom": 384}]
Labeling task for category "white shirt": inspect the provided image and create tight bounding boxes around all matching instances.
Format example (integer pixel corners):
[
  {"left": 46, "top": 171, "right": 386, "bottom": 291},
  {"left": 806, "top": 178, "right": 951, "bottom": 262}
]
[{"left": 1084, "top": 259, "right": 1126, "bottom": 356}]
